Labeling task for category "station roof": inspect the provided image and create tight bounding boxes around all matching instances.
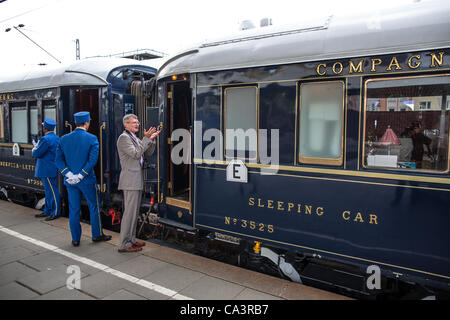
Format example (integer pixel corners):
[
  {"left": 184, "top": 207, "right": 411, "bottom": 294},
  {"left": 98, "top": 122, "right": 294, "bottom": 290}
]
[{"left": 157, "top": 0, "right": 450, "bottom": 79}]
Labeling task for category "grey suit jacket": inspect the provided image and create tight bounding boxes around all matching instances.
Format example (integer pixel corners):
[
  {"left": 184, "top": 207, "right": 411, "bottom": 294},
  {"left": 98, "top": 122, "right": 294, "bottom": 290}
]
[{"left": 117, "top": 131, "right": 156, "bottom": 191}]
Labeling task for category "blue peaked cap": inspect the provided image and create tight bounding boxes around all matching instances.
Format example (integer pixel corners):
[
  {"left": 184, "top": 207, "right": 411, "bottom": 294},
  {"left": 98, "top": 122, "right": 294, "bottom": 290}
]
[
  {"left": 74, "top": 111, "right": 90, "bottom": 123},
  {"left": 43, "top": 118, "right": 56, "bottom": 130}
]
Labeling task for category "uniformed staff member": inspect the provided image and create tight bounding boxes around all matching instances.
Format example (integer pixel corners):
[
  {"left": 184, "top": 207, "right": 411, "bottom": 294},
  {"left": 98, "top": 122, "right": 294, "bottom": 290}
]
[
  {"left": 56, "top": 111, "right": 111, "bottom": 247},
  {"left": 32, "top": 118, "right": 61, "bottom": 221}
]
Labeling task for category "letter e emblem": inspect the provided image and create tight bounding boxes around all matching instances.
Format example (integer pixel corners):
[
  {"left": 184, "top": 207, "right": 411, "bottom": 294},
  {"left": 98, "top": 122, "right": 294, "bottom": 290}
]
[{"left": 226, "top": 159, "right": 248, "bottom": 183}]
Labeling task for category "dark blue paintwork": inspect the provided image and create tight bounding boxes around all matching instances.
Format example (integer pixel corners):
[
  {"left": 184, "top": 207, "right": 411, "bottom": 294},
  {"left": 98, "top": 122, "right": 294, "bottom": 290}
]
[
  {"left": 194, "top": 166, "right": 450, "bottom": 284},
  {"left": 156, "top": 49, "right": 450, "bottom": 290}
]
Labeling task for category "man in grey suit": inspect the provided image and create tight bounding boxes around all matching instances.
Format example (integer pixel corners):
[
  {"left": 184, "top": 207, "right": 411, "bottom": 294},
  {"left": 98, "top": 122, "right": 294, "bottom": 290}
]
[{"left": 117, "top": 114, "right": 160, "bottom": 252}]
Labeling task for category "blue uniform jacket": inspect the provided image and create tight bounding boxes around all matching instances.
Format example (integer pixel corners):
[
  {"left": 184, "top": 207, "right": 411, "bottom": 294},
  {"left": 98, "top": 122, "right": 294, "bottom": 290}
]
[
  {"left": 32, "top": 132, "right": 60, "bottom": 178},
  {"left": 56, "top": 128, "right": 99, "bottom": 185}
]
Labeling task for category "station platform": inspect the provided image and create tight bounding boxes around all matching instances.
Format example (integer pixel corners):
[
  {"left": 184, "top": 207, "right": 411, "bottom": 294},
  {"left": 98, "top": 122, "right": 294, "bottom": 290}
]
[{"left": 0, "top": 200, "right": 350, "bottom": 301}]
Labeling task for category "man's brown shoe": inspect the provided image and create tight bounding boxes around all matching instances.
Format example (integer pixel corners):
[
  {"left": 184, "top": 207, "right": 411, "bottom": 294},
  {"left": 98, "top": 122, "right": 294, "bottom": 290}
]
[
  {"left": 118, "top": 246, "right": 142, "bottom": 253},
  {"left": 133, "top": 241, "right": 146, "bottom": 247}
]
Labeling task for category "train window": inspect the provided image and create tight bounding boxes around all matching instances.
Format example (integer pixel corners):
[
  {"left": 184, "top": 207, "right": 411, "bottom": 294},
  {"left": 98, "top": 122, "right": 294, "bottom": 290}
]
[
  {"left": 298, "top": 81, "right": 344, "bottom": 165},
  {"left": 0, "top": 102, "right": 4, "bottom": 140},
  {"left": 224, "top": 86, "right": 258, "bottom": 159},
  {"left": 364, "top": 74, "right": 450, "bottom": 172},
  {"left": 43, "top": 100, "right": 56, "bottom": 121},
  {"left": 29, "top": 101, "right": 39, "bottom": 141},
  {"left": 10, "top": 102, "right": 28, "bottom": 143}
]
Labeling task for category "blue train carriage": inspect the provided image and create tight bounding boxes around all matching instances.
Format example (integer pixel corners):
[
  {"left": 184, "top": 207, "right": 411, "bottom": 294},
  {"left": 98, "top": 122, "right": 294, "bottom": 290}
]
[
  {"left": 154, "top": 0, "right": 450, "bottom": 298},
  {"left": 0, "top": 58, "right": 157, "bottom": 226}
]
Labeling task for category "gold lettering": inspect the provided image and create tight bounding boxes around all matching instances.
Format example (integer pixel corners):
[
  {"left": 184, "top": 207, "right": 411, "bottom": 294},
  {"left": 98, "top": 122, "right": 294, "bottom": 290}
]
[
  {"left": 316, "top": 63, "right": 327, "bottom": 76},
  {"left": 332, "top": 62, "right": 343, "bottom": 74},
  {"left": 342, "top": 210, "right": 351, "bottom": 220},
  {"left": 287, "top": 202, "right": 294, "bottom": 212},
  {"left": 225, "top": 217, "right": 230, "bottom": 224},
  {"left": 257, "top": 198, "right": 265, "bottom": 208},
  {"left": 408, "top": 55, "right": 421, "bottom": 69},
  {"left": 250, "top": 221, "right": 256, "bottom": 229},
  {"left": 267, "top": 199, "right": 274, "bottom": 209},
  {"left": 371, "top": 58, "right": 382, "bottom": 72},
  {"left": 349, "top": 59, "right": 364, "bottom": 73},
  {"left": 241, "top": 220, "right": 247, "bottom": 228},
  {"left": 429, "top": 51, "right": 444, "bottom": 68},
  {"left": 316, "top": 207, "right": 324, "bottom": 216},
  {"left": 267, "top": 225, "right": 274, "bottom": 233},
  {"left": 386, "top": 56, "right": 402, "bottom": 71},
  {"left": 277, "top": 201, "right": 284, "bottom": 211},
  {"left": 248, "top": 197, "right": 255, "bottom": 206},
  {"left": 369, "top": 214, "right": 378, "bottom": 225},
  {"left": 305, "top": 205, "right": 312, "bottom": 215},
  {"left": 297, "top": 204, "right": 302, "bottom": 213},
  {"left": 354, "top": 212, "right": 364, "bottom": 223}
]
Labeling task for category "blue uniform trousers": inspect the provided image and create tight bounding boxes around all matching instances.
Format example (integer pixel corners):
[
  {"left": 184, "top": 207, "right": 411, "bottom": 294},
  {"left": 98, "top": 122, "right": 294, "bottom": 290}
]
[
  {"left": 42, "top": 177, "right": 61, "bottom": 217},
  {"left": 66, "top": 182, "right": 103, "bottom": 242}
]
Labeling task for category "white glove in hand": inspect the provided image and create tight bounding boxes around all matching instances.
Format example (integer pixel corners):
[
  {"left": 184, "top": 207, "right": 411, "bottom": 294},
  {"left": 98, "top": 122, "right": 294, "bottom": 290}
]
[
  {"left": 77, "top": 173, "right": 84, "bottom": 181},
  {"left": 67, "top": 177, "right": 80, "bottom": 185},
  {"left": 65, "top": 171, "right": 80, "bottom": 185},
  {"left": 65, "top": 172, "right": 74, "bottom": 179},
  {"left": 32, "top": 139, "right": 38, "bottom": 147}
]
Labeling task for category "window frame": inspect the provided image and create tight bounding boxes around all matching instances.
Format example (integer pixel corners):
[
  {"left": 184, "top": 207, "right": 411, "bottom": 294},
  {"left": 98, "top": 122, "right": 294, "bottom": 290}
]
[
  {"left": 28, "top": 100, "right": 39, "bottom": 142},
  {"left": 9, "top": 101, "right": 29, "bottom": 144},
  {"left": 297, "top": 79, "right": 346, "bottom": 166},
  {"left": 362, "top": 73, "right": 450, "bottom": 174},
  {"left": 0, "top": 102, "right": 4, "bottom": 141},
  {"left": 223, "top": 85, "right": 259, "bottom": 161}
]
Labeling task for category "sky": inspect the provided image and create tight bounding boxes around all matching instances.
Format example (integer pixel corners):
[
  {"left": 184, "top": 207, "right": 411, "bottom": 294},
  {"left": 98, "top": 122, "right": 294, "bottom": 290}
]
[{"left": 0, "top": 0, "right": 428, "bottom": 74}]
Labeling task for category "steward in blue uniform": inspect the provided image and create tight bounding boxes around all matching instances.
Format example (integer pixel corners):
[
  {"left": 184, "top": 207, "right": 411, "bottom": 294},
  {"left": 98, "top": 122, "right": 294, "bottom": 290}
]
[
  {"left": 32, "top": 118, "right": 61, "bottom": 221},
  {"left": 55, "top": 111, "right": 111, "bottom": 247}
]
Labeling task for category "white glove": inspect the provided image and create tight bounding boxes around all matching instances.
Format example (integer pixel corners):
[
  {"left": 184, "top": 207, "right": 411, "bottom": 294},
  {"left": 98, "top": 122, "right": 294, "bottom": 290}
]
[
  {"left": 32, "top": 139, "right": 38, "bottom": 147},
  {"left": 65, "top": 172, "right": 75, "bottom": 180},
  {"left": 65, "top": 171, "right": 80, "bottom": 185},
  {"left": 77, "top": 173, "right": 84, "bottom": 181},
  {"left": 67, "top": 176, "right": 80, "bottom": 185}
]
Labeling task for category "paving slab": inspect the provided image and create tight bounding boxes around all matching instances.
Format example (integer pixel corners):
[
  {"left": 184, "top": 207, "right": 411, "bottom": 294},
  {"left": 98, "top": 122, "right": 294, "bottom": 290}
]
[
  {"left": 76, "top": 270, "right": 133, "bottom": 299},
  {"left": 18, "top": 250, "right": 79, "bottom": 272},
  {"left": 0, "top": 281, "right": 40, "bottom": 300},
  {"left": 0, "top": 200, "right": 351, "bottom": 300},
  {"left": 0, "top": 245, "right": 39, "bottom": 266},
  {"left": 233, "top": 287, "right": 284, "bottom": 300},
  {"left": 122, "top": 281, "right": 172, "bottom": 300},
  {"left": 33, "top": 287, "right": 96, "bottom": 300},
  {"left": 16, "top": 264, "right": 87, "bottom": 295},
  {"left": 111, "top": 254, "right": 169, "bottom": 279},
  {"left": 142, "top": 263, "right": 205, "bottom": 293},
  {"left": 0, "top": 261, "right": 40, "bottom": 287},
  {"left": 102, "top": 289, "right": 147, "bottom": 300},
  {"left": 178, "top": 275, "right": 246, "bottom": 300},
  {"left": 84, "top": 244, "right": 141, "bottom": 267}
]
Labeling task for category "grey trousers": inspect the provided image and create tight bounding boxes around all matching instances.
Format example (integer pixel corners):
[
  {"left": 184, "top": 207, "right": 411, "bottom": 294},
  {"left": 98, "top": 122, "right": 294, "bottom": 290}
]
[{"left": 119, "top": 190, "right": 142, "bottom": 250}]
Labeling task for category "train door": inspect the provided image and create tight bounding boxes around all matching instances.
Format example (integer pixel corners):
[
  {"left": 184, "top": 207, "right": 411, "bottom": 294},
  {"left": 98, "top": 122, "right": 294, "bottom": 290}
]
[
  {"left": 165, "top": 79, "right": 192, "bottom": 221},
  {"left": 73, "top": 88, "right": 101, "bottom": 181}
]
